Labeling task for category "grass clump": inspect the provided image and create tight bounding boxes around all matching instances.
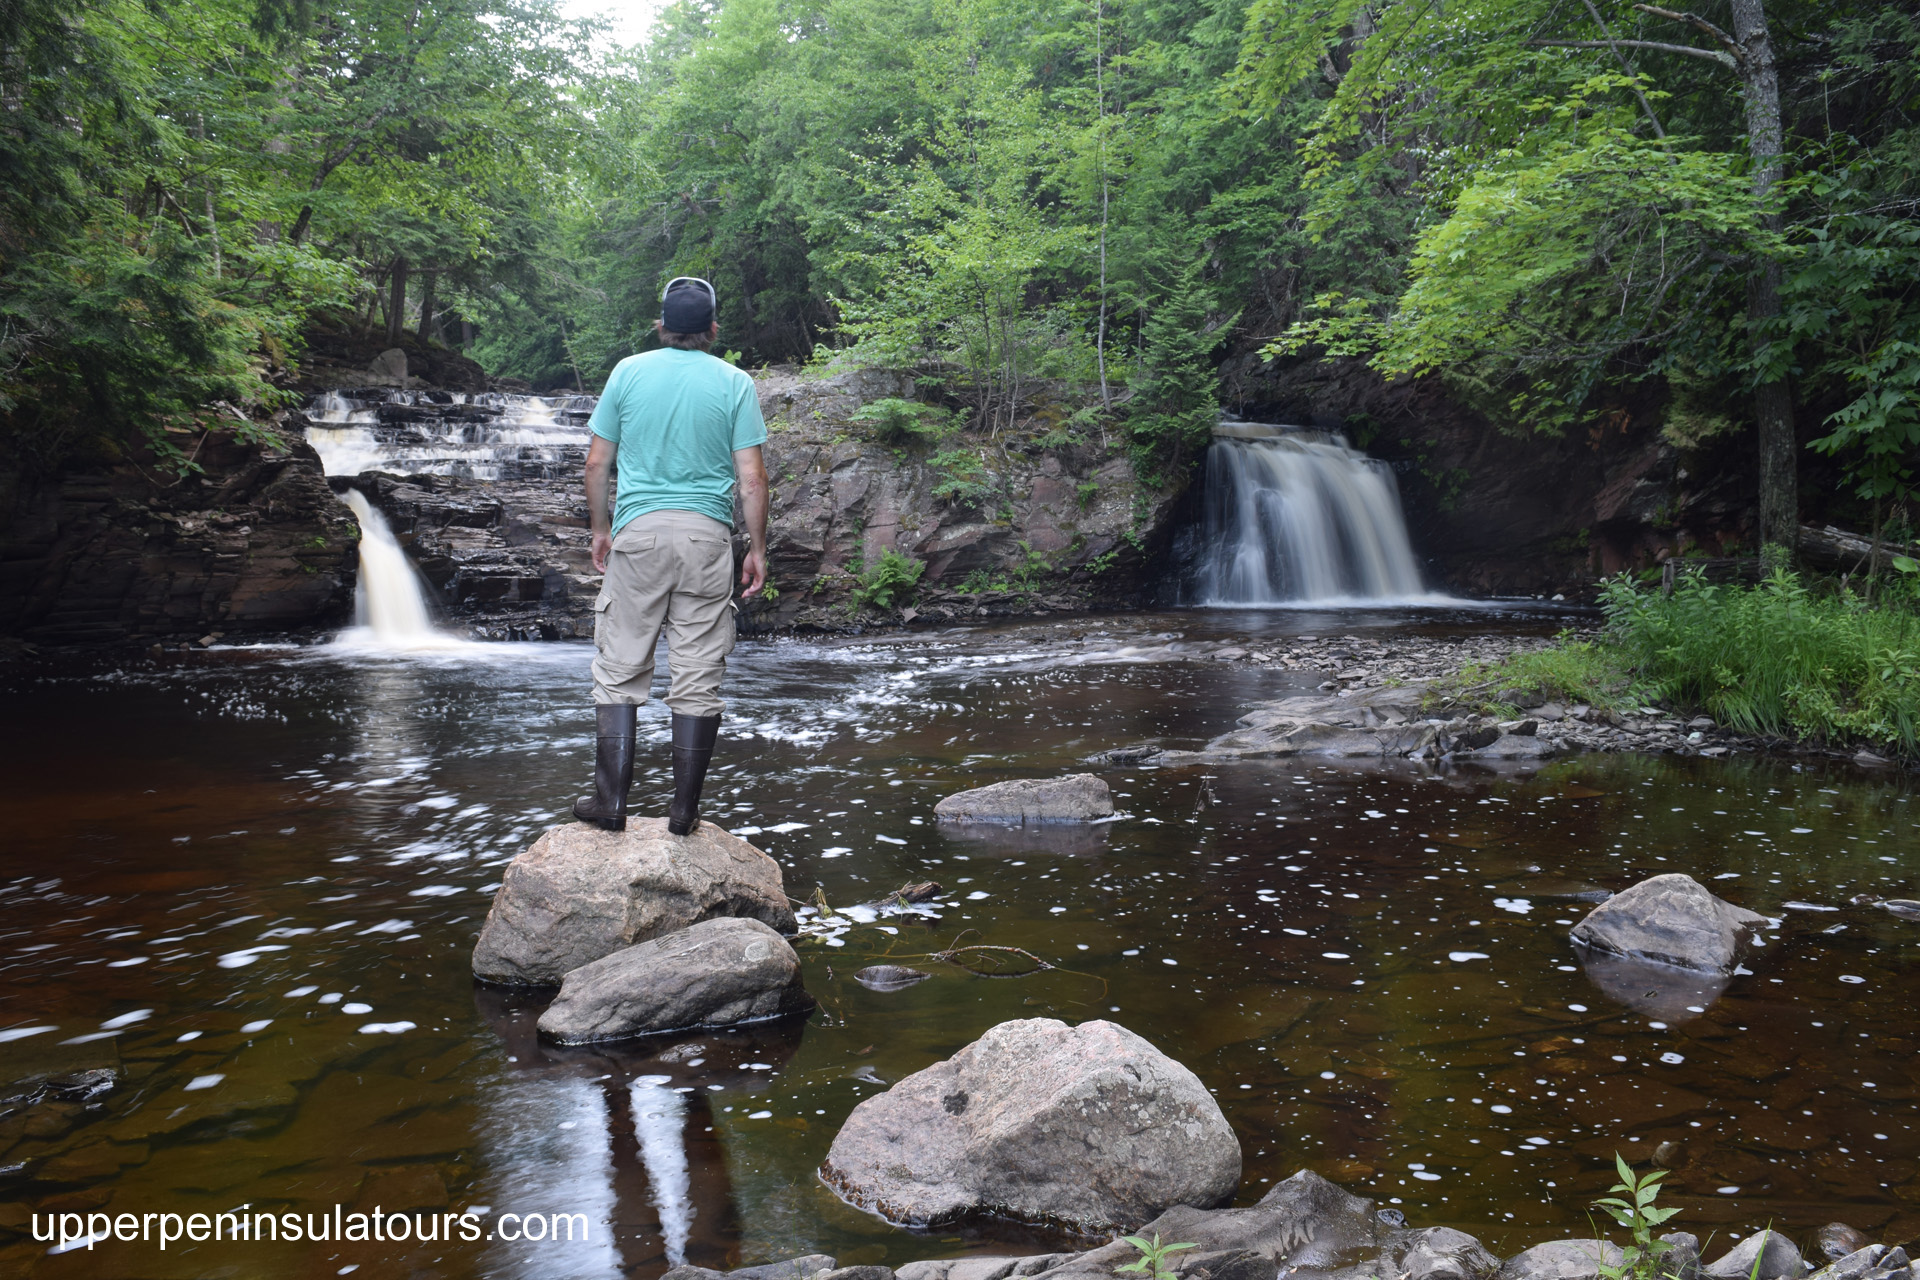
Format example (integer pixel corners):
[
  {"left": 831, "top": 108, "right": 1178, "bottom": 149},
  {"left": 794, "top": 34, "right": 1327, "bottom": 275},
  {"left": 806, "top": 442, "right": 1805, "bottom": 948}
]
[
  {"left": 1606, "top": 566, "right": 1920, "bottom": 754},
  {"left": 1426, "top": 633, "right": 1640, "bottom": 717}
]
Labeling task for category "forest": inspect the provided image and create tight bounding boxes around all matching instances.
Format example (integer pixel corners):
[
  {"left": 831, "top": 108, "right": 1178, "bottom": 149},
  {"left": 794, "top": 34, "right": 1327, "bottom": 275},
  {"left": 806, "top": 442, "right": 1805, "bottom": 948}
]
[{"left": 2, "top": 0, "right": 1917, "bottom": 539}]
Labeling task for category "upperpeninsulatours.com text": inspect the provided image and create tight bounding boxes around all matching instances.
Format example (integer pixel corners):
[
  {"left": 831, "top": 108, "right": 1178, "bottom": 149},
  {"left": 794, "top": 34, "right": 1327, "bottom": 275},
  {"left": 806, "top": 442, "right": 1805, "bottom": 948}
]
[{"left": 34, "top": 1206, "right": 590, "bottom": 1252}]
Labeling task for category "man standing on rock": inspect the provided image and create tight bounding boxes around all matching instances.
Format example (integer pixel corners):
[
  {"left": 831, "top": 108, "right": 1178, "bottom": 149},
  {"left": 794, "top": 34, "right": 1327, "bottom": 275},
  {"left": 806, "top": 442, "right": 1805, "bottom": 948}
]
[{"left": 572, "top": 276, "right": 768, "bottom": 834}]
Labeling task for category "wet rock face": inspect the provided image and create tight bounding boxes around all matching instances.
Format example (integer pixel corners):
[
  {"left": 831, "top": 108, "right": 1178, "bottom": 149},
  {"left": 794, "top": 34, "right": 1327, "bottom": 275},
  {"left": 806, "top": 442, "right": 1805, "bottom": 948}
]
[
  {"left": 1, "top": 428, "right": 357, "bottom": 644},
  {"left": 749, "top": 367, "right": 1186, "bottom": 627},
  {"left": 471, "top": 819, "right": 797, "bottom": 987},
  {"left": 1571, "top": 873, "right": 1767, "bottom": 974},
  {"left": 820, "top": 1017, "right": 1240, "bottom": 1236},
  {"left": 933, "top": 774, "right": 1114, "bottom": 824},
  {"left": 536, "top": 917, "right": 812, "bottom": 1043}
]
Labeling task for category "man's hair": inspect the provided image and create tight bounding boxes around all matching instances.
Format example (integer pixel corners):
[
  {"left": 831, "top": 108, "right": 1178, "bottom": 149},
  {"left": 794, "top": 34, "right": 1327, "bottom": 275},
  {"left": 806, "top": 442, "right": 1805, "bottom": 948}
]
[{"left": 659, "top": 326, "right": 714, "bottom": 351}]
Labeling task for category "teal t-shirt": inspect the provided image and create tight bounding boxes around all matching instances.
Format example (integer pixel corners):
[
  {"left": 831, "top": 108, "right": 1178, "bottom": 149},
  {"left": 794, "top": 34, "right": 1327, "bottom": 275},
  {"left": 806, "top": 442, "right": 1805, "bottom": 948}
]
[{"left": 588, "top": 348, "right": 768, "bottom": 532}]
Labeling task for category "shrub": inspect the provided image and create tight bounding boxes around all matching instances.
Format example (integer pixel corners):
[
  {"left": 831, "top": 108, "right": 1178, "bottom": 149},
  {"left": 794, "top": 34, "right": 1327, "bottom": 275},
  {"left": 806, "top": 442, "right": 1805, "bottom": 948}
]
[
  {"left": 850, "top": 548, "right": 925, "bottom": 610},
  {"left": 849, "top": 397, "right": 958, "bottom": 446}
]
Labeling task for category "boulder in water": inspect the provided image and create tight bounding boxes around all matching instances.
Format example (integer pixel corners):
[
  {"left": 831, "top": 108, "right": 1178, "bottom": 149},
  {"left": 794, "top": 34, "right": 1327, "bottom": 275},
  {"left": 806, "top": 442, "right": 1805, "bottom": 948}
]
[
  {"left": 1818, "top": 1226, "right": 1874, "bottom": 1264},
  {"left": 1496, "top": 1240, "right": 1627, "bottom": 1280},
  {"left": 1570, "top": 873, "right": 1766, "bottom": 974},
  {"left": 933, "top": 775, "right": 1114, "bottom": 824},
  {"left": 855, "top": 965, "right": 930, "bottom": 992},
  {"left": 820, "top": 1017, "right": 1238, "bottom": 1235},
  {"left": 1704, "top": 1231, "right": 1805, "bottom": 1280},
  {"left": 536, "top": 917, "right": 812, "bottom": 1044},
  {"left": 1392, "top": 1227, "right": 1502, "bottom": 1280},
  {"left": 471, "top": 819, "right": 796, "bottom": 987}
]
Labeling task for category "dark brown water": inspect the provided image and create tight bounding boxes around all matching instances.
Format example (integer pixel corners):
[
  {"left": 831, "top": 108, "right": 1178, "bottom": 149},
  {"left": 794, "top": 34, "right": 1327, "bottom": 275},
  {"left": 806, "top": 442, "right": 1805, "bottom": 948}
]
[{"left": 1, "top": 610, "right": 1915, "bottom": 1279}]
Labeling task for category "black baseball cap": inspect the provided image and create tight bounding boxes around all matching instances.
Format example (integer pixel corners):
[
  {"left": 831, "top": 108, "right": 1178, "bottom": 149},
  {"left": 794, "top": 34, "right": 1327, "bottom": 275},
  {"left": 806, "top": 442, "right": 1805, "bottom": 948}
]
[{"left": 661, "top": 276, "right": 717, "bottom": 333}]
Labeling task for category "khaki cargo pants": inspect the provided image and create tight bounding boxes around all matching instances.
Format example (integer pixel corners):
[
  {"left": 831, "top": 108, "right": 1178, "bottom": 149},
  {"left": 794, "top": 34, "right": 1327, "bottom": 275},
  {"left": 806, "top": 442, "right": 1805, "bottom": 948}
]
[{"left": 591, "top": 510, "right": 735, "bottom": 716}]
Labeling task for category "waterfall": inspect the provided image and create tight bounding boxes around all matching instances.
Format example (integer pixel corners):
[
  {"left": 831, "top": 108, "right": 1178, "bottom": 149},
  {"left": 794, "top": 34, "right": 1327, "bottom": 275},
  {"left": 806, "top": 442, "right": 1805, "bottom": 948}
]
[
  {"left": 339, "top": 488, "right": 452, "bottom": 647},
  {"left": 1191, "top": 426, "right": 1436, "bottom": 605},
  {"left": 302, "top": 388, "right": 594, "bottom": 481}
]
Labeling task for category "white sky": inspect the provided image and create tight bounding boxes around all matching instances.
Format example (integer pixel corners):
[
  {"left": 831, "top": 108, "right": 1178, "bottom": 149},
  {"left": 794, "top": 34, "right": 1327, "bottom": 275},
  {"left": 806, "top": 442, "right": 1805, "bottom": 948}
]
[{"left": 557, "top": 0, "right": 670, "bottom": 52}]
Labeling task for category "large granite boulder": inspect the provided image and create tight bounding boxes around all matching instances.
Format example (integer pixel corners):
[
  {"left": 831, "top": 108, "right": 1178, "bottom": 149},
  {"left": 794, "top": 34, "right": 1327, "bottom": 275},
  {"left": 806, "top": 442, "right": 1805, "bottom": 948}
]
[
  {"left": 472, "top": 819, "right": 796, "bottom": 986},
  {"left": 1497, "top": 1240, "right": 1627, "bottom": 1280},
  {"left": 536, "top": 918, "right": 814, "bottom": 1044},
  {"left": 1570, "top": 873, "right": 1766, "bottom": 974},
  {"left": 820, "top": 1017, "right": 1239, "bottom": 1235},
  {"left": 933, "top": 775, "right": 1114, "bottom": 824}
]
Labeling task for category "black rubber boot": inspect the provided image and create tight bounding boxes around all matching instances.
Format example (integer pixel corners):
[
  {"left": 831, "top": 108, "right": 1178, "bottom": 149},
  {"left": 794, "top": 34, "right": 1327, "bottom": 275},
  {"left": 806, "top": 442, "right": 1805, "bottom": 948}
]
[
  {"left": 666, "top": 712, "right": 721, "bottom": 836},
  {"left": 572, "top": 704, "right": 637, "bottom": 831}
]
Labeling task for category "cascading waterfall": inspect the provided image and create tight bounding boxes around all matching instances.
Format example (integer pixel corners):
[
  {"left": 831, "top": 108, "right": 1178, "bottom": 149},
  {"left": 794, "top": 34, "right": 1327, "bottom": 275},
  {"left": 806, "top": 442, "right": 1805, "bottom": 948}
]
[
  {"left": 1191, "top": 424, "right": 1435, "bottom": 605},
  {"left": 339, "top": 488, "right": 452, "bottom": 647}
]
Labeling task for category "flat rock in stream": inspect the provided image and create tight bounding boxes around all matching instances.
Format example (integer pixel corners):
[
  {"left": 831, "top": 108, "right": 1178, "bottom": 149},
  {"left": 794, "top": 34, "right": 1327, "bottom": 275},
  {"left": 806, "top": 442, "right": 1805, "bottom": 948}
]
[
  {"left": 1157, "top": 688, "right": 1439, "bottom": 761},
  {"left": 536, "top": 917, "right": 812, "bottom": 1043},
  {"left": 933, "top": 774, "right": 1114, "bottom": 824},
  {"left": 1033, "top": 1169, "right": 1381, "bottom": 1277},
  {"left": 472, "top": 819, "right": 796, "bottom": 987},
  {"left": 820, "top": 1017, "right": 1239, "bottom": 1235},
  {"left": 1570, "top": 873, "right": 1766, "bottom": 975}
]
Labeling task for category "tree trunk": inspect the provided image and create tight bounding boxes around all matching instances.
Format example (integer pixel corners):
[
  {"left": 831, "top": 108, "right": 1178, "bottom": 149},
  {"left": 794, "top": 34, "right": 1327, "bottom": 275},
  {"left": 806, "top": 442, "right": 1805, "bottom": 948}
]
[
  {"left": 1727, "top": 0, "right": 1797, "bottom": 558},
  {"left": 417, "top": 268, "right": 438, "bottom": 344},
  {"left": 386, "top": 255, "right": 409, "bottom": 348}
]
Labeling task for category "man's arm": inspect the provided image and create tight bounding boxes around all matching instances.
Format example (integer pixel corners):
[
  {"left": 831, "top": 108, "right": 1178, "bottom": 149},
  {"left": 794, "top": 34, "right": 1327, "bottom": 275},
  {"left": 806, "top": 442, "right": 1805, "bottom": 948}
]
[
  {"left": 734, "top": 444, "right": 768, "bottom": 597},
  {"left": 586, "top": 434, "right": 616, "bottom": 574}
]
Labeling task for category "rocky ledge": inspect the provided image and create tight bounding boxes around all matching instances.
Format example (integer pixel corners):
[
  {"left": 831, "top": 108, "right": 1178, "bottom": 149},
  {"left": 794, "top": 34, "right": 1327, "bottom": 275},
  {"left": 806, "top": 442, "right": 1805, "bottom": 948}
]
[
  {"left": 1100, "top": 631, "right": 1880, "bottom": 767},
  {"left": 0, "top": 424, "right": 357, "bottom": 646}
]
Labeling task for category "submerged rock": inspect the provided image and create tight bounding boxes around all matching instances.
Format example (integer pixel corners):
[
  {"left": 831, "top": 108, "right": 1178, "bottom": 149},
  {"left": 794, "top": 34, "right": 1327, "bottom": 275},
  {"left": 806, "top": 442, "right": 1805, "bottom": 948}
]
[
  {"left": 933, "top": 775, "right": 1114, "bottom": 824},
  {"left": 1497, "top": 1240, "right": 1627, "bottom": 1280},
  {"left": 536, "top": 917, "right": 813, "bottom": 1044},
  {"left": 1818, "top": 1226, "right": 1874, "bottom": 1263},
  {"left": 1876, "top": 899, "right": 1920, "bottom": 921},
  {"left": 1570, "top": 873, "right": 1767, "bottom": 974},
  {"left": 820, "top": 1017, "right": 1239, "bottom": 1235},
  {"left": 471, "top": 819, "right": 796, "bottom": 987},
  {"left": 1704, "top": 1230, "right": 1805, "bottom": 1280}
]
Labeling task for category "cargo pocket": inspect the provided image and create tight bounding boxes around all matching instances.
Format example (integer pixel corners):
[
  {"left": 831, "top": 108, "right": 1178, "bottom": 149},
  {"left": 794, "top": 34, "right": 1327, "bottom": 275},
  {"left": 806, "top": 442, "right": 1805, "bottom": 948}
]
[{"left": 686, "top": 532, "right": 733, "bottom": 596}]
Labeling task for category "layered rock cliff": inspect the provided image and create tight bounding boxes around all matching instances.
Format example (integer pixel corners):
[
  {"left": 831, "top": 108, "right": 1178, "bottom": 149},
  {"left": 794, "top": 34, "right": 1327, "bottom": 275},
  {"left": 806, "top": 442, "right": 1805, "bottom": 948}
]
[
  {"left": 340, "top": 366, "right": 1186, "bottom": 638},
  {"left": 0, "top": 426, "right": 358, "bottom": 645}
]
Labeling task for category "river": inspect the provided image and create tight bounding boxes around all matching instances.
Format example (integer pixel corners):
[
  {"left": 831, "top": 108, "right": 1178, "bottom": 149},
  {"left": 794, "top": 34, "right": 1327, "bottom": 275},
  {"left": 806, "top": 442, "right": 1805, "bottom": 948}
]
[{"left": 1, "top": 610, "right": 1914, "bottom": 1277}]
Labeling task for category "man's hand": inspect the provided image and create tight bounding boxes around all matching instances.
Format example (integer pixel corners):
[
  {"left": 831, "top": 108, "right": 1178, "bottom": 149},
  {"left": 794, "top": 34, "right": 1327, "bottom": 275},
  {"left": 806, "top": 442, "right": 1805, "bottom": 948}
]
[
  {"left": 592, "top": 530, "right": 613, "bottom": 574},
  {"left": 739, "top": 547, "right": 766, "bottom": 598}
]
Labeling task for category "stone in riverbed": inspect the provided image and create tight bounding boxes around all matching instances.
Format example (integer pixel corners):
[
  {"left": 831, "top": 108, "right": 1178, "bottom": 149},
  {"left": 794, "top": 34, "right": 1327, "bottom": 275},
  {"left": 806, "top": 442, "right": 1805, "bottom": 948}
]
[
  {"left": 536, "top": 917, "right": 812, "bottom": 1044},
  {"left": 1496, "top": 1240, "right": 1627, "bottom": 1280},
  {"left": 933, "top": 774, "right": 1114, "bottom": 824},
  {"left": 1704, "top": 1231, "right": 1805, "bottom": 1280},
  {"left": 820, "top": 1017, "right": 1238, "bottom": 1235},
  {"left": 1392, "top": 1227, "right": 1501, "bottom": 1280},
  {"left": 471, "top": 819, "right": 796, "bottom": 987},
  {"left": 1819, "top": 1226, "right": 1875, "bottom": 1263},
  {"left": 1570, "top": 873, "right": 1766, "bottom": 975},
  {"left": 855, "top": 965, "right": 930, "bottom": 991},
  {"left": 1032, "top": 1169, "right": 1382, "bottom": 1277}
]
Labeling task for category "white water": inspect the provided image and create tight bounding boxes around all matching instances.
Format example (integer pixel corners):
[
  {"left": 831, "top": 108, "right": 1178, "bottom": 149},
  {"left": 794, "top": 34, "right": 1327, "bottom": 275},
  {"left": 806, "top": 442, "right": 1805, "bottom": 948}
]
[
  {"left": 338, "top": 489, "right": 468, "bottom": 650},
  {"left": 304, "top": 390, "right": 592, "bottom": 480},
  {"left": 1192, "top": 429, "right": 1449, "bottom": 606}
]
